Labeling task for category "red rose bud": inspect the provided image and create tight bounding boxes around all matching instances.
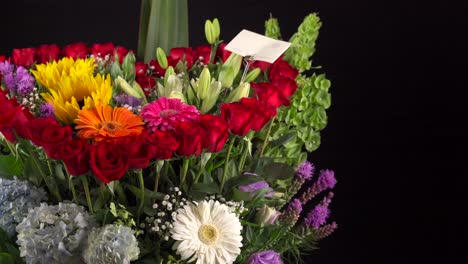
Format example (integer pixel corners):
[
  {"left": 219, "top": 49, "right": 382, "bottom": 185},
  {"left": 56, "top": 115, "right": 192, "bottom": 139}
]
[
  {"left": 174, "top": 122, "right": 206, "bottom": 157},
  {"left": 115, "top": 46, "right": 129, "bottom": 64},
  {"left": 169, "top": 47, "right": 194, "bottom": 69},
  {"left": 90, "top": 141, "right": 129, "bottom": 183},
  {"left": 239, "top": 98, "right": 276, "bottom": 131},
  {"left": 91, "top": 42, "right": 115, "bottom": 58},
  {"left": 268, "top": 59, "right": 299, "bottom": 81},
  {"left": 221, "top": 102, "right": 254, "bottom": 137},
  {"left": 63, "top": 42, "right": 89, "bottom": 59},
  {"left": 146, "top": 130, "right": 179, "bottom": 160},
  {"left": 12, "top": 48, "right": 36, "bottom": 67},
  {"left": 0, "top": 90, "right": 35, "bottom": 142},
  {"left": 57, "top": 138, "right": 90, "bottom": 176},
  {"left": 36, "top": 44, "right": 61, "bottom": 64},
  {"left": 198, "top": 114, "right": 229, "bottom": 152},
  {"left": 26, "top": 117, "right": 73, "bottom": 153},
  {"left": 195, "top": 45, "right": 212, "bottom": 65}
]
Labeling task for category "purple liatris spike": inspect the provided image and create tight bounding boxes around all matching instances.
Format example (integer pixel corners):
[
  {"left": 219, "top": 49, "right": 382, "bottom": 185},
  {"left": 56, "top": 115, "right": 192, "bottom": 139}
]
[
  {"left": 296, "top": 161, "right": 314, "bottom": 181},
  {"left": 300, "top": 169, "right": 337, "bottom": 204},
  {"left": 14, "top": 67, "right": 35, "bottom": 96},
  {"left": 316, "top": 222, "right": 338, "bottom": 240},
  {"left": 305, "top": 205, "right": 330, "bottom": 228},
  {"left": 0, "top": 61, "right": 14, "bottom": 76},
  {"left": 39, "top": 103, "right": 55, "bottom": 118},
  {"left": 279, "top": 198, "right": 302, "bottom": 226},
  {"left": 3, "top": 73, "right": 16, "bottom": 91}
]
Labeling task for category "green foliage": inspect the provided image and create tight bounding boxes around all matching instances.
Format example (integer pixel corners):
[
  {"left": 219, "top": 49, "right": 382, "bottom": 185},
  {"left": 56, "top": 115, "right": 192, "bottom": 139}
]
[
  {"left": 0, "top": 155, "right": 23, "bottom": 179},
  {"left": 0, "top": 228, "right": 24, "bottom": 264},
  {"left": 283, "top": 13, "right": 322, "bottom": 72},
  {"left": 265, "top": 16, "right": 282, "bottom": 40}
]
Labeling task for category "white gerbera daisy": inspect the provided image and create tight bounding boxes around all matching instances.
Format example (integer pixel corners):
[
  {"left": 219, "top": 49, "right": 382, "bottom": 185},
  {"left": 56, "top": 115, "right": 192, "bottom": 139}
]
[{"left": 171, "top": 200, "right": 243, "bottom": 264}]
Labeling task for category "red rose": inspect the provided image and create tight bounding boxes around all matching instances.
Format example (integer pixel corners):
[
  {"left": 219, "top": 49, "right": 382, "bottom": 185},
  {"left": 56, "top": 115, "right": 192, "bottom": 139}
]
[
  {"left": 195, "top": 45, "right": 211, "bottom": 65},
  {"left": 221, "top": 98, "right": 276, "bottom": 136},
  {"left": 118, "top": 132, "right": 153, "bottom": 169},
  {"left": 169, "top": 47, "right": 194, "bottom": 69},
  {"left": 91, "top": 42, "right": 115, "bottom": 58},
  {"left": 135, "top": 62, "right": 148, "bottom": 77},
  {"left": 252, "top": 78, "right": 297, "bottom": 108},
  {"left": 115, "top": 46, "right": 129, "bottom": 64},
  {"left": 63, "top": 42, "right": 89, "bottom": 59},
  {"left": 217, "top": 43, "right": 231, "bottom": 63},
  {"left": 271, "top": 77, "right": 298, "bottom": 99},
  {"left": 174, "top": 122, "right": 205, "bottom": 156},
  {"left": 0, "top": 56, "right": 5, "bottom": 62},
  {"left": 146, "top": 129, "right": 179, "bottom": 160},
  {"left": 136, "top": 75, "right": 156, "bottom": 96},
  {"left": 90, "top": 141, "right": 129, "bottom": 183},
  {"left": 250, "top": 60, "right": 271, "bottom": 72},
  {"left": 12, "top": 48, "right": 36, "bottom": 67},
  {"left": 149, "top": 59, "right": 166, "bottom": 77},
  {"left": 268, "top": 59, "right": 299, "bottom": 81},
  {"left": 26, "top": 117, "right": 73, "bottom": 151},
  {"left": 198, "top": 114, "right": 229, "bottom": 152},
  {"left": 54, "top": 138, "right": 90, "bottom": 176},
  {"left": 36, "top": 44, "right": 61, "bottom": 64},
  {"left": 0, "top": 90, "right": 35, "bottom": 142}
]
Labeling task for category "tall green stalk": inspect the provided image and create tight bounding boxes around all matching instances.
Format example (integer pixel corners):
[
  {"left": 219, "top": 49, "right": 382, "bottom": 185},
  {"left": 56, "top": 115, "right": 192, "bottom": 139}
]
[{"left": 137, "top": 0, "right": 189, "bottom": 62}]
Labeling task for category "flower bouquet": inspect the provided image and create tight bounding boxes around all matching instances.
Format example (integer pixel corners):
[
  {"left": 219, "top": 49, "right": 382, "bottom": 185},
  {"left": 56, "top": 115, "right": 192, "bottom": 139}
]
[{"left": 0, "top": 8, "right": 336, "bottom": 264}]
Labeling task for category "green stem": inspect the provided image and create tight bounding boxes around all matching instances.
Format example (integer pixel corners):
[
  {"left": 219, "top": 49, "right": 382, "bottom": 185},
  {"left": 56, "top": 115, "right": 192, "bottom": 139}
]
[
  {"left": 154, "top": 167, "right": 161, "bottom": 193},
  {"left": 115, "top": 182, "right": 128, "bottom": 205},
  {"left": 81, "top": 175, "right": 93, "bottom": 214},
  {"left": 63, "top": 163, "right": 78, "bottom": 204},
  {"left": 209, "top": 41, "right": 220, "bottom": 64},
  {"left": 31, "top": 149, "right": 62, "bottom": 201},
  {"left": 193, "top": 164, "right": 203, "bottom": 184},
  {"left": 259, "top": 116, "right": 276, "bottom": 157},
  {"left": 136, "top": 169, "right": 145, "bottom": 225},
  {"left": 220, "top": 138, "right": 235, "bottom": 192},
  {"left": 180, "top": 158, "right": 191, "bottom": 187},
  {"left": 239, "top": 139, "right": 250, "bottom": 174}
]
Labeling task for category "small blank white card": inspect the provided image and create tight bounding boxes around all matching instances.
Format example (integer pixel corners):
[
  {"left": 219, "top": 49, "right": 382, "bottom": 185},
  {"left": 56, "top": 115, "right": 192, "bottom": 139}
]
[{"left": 224, "top": 29, "right": 291, "bottom": 63}]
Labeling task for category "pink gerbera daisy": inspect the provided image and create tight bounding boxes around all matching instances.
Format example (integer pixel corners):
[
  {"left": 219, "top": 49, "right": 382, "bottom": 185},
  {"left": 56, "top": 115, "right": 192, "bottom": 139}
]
[{"left": 141, "top": 97, "right": 200, "bottom": 131}]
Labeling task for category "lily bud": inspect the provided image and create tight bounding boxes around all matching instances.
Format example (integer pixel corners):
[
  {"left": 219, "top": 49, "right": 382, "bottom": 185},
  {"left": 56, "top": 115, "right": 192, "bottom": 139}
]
[
  {"left": 200, "top": 81, "right": 222, "bottom": 113},
  {"left": 218, "top": 53, "right": 242, "bottom": 88},
  {"left": 243, "top": 68, "right": 261, "bottom": 83},
  {"left": 195, "top": 68, "right": 211, "bottom": 100},
  {"left": 156, "top": 47, "right": 168, "bottom": 69},
  {"left": 131, "top": 81, "right": 147, "bottom": 103},
  {"left": 225, "top": 82, "right": 250, "bottom": 103},
  {"left": 205, "top": 20, "right": 215, "bottom": 45},
  {"left": 110, "top": 59, "right": 123, "bottom": 80},
  {"left": 164, "top": 66, "right": 176, "bottom": 87},
  {"left": 116, "top": 76, "right": 141, "bottom": 98},
  {"left": 122, "top": 52, "right": 136, "bottom": 81},
  {"left": 255, "top": 205, "right": 280, "bottom": 225},
  {"left": 158, "top": 75, "right": 185, "bottom": 102},
  {"left": 212, "top": 18, "right": 220, "bottom": 40}
]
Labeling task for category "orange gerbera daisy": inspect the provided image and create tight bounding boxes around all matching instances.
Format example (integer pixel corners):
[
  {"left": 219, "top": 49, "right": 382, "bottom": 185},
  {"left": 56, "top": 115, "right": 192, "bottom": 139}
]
[{"left": 75, "top": 105, "right": 144, "bottom": 142}]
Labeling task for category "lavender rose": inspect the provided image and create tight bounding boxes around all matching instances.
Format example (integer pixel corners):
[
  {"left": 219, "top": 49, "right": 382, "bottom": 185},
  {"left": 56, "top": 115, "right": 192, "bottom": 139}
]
[
  {"left": 239, "top": 181, "right": 274, "bottom": 197},
  {"left": 245, "top": 250, "right": 283, "bottom": 264}
]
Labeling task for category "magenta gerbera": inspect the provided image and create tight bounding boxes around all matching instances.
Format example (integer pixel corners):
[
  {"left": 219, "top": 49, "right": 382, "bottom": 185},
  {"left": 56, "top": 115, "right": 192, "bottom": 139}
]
[{"left": 141, "top": 97, "right": 200, "bottom": 131}]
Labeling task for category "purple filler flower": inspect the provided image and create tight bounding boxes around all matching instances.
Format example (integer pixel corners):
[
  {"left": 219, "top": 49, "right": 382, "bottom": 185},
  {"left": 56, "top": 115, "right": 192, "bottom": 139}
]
[
  {"left": 14, "top": 67, "right": 35, "bottom": 96},
  {"left": 246, "top": 250, "right": 283, "bottom": 264},
  {"left": 305, "top": 205, "right": 330, "bottom": 228},
  {"left": 239, "top": 181, "right": 274, "bottom": 197},
  {"left": 296, "top": 161, "right": 315, "bottom": 180},
  {"left": 114, "top": 94, "right": 143, "bottom": 107},
  {"left": 39, "top": 103, "right": 55, "bottom": 118}
]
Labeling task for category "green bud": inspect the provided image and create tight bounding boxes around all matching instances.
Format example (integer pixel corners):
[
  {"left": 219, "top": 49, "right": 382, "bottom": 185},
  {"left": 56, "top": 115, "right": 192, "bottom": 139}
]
[
  {"left": 243, "top": 68, "right": 261, "bottom": 83},
  {"left": 158, "top": 75, "right": 184, "bottom": 100},
  {"left": 196, "top": 68, "right": 211, "bottom": 100},
  {"left": 168, "top": 90, "right": 186, "bottom": 103},
  {"left": 205, "top": 20, "right": 215, "bottom": 45},
  {"left": 131, "top": 81, "right": 147, "bottom": 102},
  {"left": 218, "top": 53, "right": 242, "bottom": 88},
  {"left": 200, "top": 81, "right": 222, "bottom": 113},
  {"left": 116, "top": 76, "right": 141, "bottom": 98},
  {"left": 255, "top": 205, "right": 280, "bottom": 225},
  {"left": 212, "top": 18, "right": 220, "bottom": 40},
  {"left": 156, "top": 48, "right": 168, "bottom": 69},
  {"left": 122, "top": 52, "right": 136, "bottom": 81},
  {"left": 164, "top": 66, "right": 176, "bottom": 87},
  {"left": 225, "top": 82, "right": 250, "bottom": 103}
]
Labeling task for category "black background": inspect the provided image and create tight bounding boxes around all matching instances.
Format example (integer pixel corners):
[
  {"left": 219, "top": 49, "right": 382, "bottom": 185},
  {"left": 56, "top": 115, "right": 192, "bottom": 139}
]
[{"left": 1, "top": 0, "right": 466, "bottom": 263}]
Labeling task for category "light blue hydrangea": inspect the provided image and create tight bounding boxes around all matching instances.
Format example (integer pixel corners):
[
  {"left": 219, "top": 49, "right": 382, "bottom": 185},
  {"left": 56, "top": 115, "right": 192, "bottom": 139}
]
[
  {"left": 83, "top": 224, "right": 139, "bottom": 264},
  {"left": 0, "top": 177, "right": 47, "bottom": 237},
  {"left": 16, "top": 202, "right": 96, "bottom": 264}
]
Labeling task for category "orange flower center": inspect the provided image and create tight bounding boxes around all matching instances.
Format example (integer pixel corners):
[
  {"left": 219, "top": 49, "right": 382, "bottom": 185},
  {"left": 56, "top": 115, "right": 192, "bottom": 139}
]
[{"left": 98, "top": 121, "right": 121, "bottom": 134}]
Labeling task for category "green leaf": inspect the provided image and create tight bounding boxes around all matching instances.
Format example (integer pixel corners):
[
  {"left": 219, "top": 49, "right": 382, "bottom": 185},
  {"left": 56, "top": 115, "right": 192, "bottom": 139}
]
[
  {"left": 262, "top": 162, "right": 295, "bottom": 181},
  {"left": 0, "top": 155, "right": 23, "bottom": 178},
  {"left": 191, "top": 183, "right": 218, "bottom": 194},
  {"left": 0, "top": 253, "right": 15, "bottom": 264}
]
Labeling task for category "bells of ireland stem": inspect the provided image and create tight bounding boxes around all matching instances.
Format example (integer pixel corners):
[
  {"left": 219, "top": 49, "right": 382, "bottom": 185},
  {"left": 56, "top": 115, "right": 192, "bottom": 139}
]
[
  {"left": 156, "top": 47, "right": 168, "bottom": 69},
  {"left": 218, "top": 53, "right": 242, "bottom": 88},
  {"left": 200, "top": 81, "right": 222, "bottom": 113},
  {"left": 225, "top": 82, "right": 250, "bottom": 103},
  {"left": 255, "top": 205, "right": 280, "bottom": 225},
  {"left": 205, "top": 18, "right": 220, "bottom": 45},
  {"left": 122, "top": 52, "right": 136, "bottom": 82}
]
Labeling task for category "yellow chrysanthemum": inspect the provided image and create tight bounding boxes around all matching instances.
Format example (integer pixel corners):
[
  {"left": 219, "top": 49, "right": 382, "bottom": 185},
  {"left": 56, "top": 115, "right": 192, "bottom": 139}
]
[{"left": 32, "top": 58, "right": 112, "bottom": 124}]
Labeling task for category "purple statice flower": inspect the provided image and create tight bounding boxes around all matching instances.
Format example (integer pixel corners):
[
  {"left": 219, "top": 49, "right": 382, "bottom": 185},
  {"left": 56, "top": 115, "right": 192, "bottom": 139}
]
[
  {"left": 305, "top": 205, "right": 330, "bottom": 228},
  {"left": 296, "top": 161, "right": 315, "bottom": 181},
  {"left": 113, "top": 94, "right": 143, "bottom": 107},
  {"left": 239, "top": 181, "right": 274, "bottom": 197},
  {"left": 3, "top": 73, "right": 16, "bottom": 91},
  {"left": 316, "top": 222, "right": 338, "bottom": 240},
  {"left": 245, "top": 250, "right": 283, "bottom": 264},
  {"left": 300, "top": 169, "right": 337, "bottom": 204},
  {"left": 279, "top": 198, "right": 302, "bottom": 226},
  {"left": 14, "top": 67, "right": 35, "bottom": 96},
  {"left": 39, "top": 103, "right": 55, "bottom": 118}
]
